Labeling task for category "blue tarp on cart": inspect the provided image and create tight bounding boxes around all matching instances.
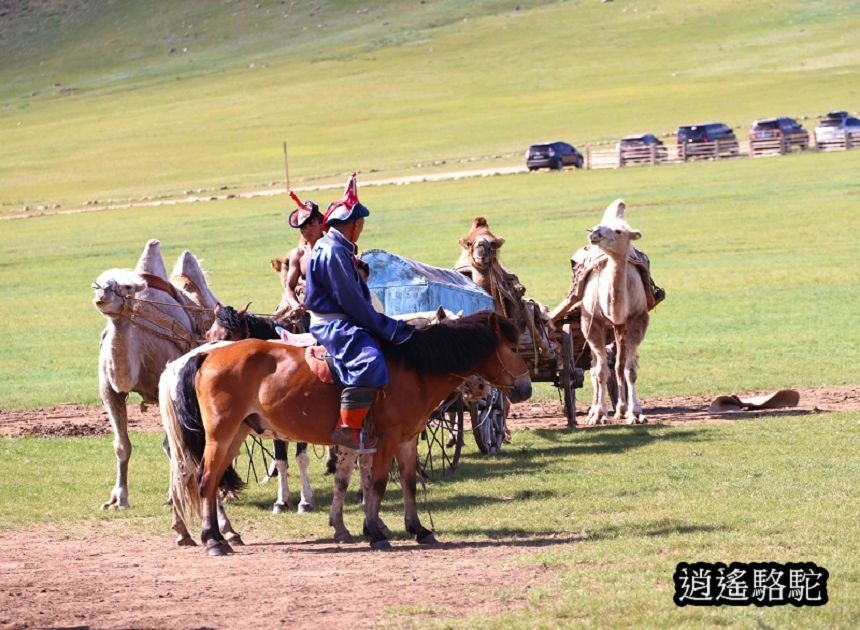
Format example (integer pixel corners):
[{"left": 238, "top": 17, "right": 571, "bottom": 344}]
[{"left": 361, "top": 249, "right": 494, "bottom": 317}]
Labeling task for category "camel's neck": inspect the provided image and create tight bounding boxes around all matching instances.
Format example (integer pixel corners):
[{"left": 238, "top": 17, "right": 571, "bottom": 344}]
[
  {"left": 604, "top": 252, "right": 629, "bottom": 324},
  {"left": 100, "top": 317, "right": 138, "bottom": 389}
]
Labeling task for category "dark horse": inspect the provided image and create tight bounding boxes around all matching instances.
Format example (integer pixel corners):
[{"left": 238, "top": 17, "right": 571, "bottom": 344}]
[
  {"left": 161, "top": 311, "right": 531, "bottom": 554},
  {"left": 205, "top": 304, "right": 316, "bottom": 514}
]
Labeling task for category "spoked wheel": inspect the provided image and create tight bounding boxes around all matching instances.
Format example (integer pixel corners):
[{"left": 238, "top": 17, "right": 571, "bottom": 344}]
[
  {"left": 418, "top": 392, "right": 465, "bottom": 480},
  {"left": 470, "top": 385, "right": 508, "bottom": 455},
  {"left": 235, "top": 435, "right": 275, "bottom": 484},
  {"left": 560, "top": 325, "right": 581, "bottom": 428}
]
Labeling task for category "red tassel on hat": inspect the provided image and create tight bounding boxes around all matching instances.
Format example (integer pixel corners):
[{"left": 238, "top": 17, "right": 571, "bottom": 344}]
[{"left": 342, "top": 172, "right": 359, "bottom": 210}]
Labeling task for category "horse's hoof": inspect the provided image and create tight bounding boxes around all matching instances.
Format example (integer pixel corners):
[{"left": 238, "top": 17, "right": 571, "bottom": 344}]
[
  {"left": 297, "top": 502, "right": 313, "bottom": 514},
  {"left": 205, "top": 540, "right": 232, "bottom": 557},
  {"left": 333, "top": 530, "right": 354, "bottom": 544},
  {"left": 175, "top": 534, "right": 197, "bottom": 547},
  {"left": 224, "top": 533, "right": 244, "bottom": 546},
  {"left": 417, "top": 532, "right": 439, "bottom": 545},
  {"left": 370, "top": 539, "right": 392, "bottom": 552},
  {"left": 272, "top": 502, "right": 289, "bottom": 514}
]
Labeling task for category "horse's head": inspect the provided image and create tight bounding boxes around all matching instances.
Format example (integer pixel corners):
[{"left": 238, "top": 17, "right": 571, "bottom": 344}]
[
  {"left": 478, "top": 312, "right": 531, "bottom": 403},
  {"left": 459, "top": 217, "right": 505, "bottom": 272},
  {"left": 205, "top": 304, "right": 247, "bottom": 341},
  {"left": 92, "top": 269, "right": 145, "bottom": 318},
  {"left": 587, "top": 199, "right": 641, "bottom": 257}
]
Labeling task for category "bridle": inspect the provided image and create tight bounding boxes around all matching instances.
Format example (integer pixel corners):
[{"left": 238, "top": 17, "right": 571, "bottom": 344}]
[{"left": 449, "top": 344, "right": 529, "bottom": 395}]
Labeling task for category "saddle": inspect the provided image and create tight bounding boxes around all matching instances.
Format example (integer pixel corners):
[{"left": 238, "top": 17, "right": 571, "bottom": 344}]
[
  {"left": 276, "top": 327, "right": 337, "bottom": 385},
  {"left": 305, "top": 346, "right": 337, "bottom": 385},
  {"left": 569, "top": 246, "right": 665, "bottom": 312}
]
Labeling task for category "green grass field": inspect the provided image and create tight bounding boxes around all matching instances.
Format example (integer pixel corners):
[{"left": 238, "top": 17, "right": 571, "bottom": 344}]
[{"left": 1, "top": 1, "right": 859, "bottom": 626}]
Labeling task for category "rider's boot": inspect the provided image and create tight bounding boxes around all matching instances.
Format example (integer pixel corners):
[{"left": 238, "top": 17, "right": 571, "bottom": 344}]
[{"left": 330, "top": 386, "right": 378, "bottom": 454}]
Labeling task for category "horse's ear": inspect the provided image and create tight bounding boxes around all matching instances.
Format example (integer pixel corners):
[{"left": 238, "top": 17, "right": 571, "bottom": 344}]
[
  {"left": 435, "top": 305, "right": 447, "bottom": 321},
  {"left": 240, "top": 301, "right": 252, "bottom": 315},
  {"left": 487, "top": 311, "right": 501, "bottom": 334},
  {"left": 270, "top": 258, "right": 284, "bottom": 273},
  {"left": 214, "top": 303, "right": 222, "bottom": 315}
]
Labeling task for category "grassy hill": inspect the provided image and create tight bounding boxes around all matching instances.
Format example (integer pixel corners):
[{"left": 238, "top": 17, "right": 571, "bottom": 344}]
[{"left": 1, "top": 0, "right": 859, "bottom": 212}]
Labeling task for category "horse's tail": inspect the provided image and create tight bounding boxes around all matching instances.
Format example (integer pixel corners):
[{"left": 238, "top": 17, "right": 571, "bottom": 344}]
[{"left": 160, "top": 344, "right": 244, "bottom": 528}]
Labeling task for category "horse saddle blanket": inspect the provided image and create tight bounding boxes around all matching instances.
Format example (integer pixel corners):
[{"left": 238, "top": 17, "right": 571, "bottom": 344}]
[
  {"left": 304, "top": 345, "right": 336, "bottom": 385},
  {"left": 708, "top": 389, "right": 800, "bottom": 413},
  {"left": 569, "top": 246, "right": 665, "bottom": 312}
]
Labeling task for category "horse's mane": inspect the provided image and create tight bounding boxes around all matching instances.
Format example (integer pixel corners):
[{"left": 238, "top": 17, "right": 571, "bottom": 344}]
[
  {"left": 382, "top": 311, "right": 518, "bottom": 374},
  {"left": 214, "top": 305, "right": 280, "bottom": 339}
]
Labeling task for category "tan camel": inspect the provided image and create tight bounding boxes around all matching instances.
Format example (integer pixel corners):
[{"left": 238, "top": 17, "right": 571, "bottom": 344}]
[
  {"left": 93, "top": 240, "right": 218, "bottom": 509},
  {"left": 580, "top": 199, "right": 650, "bottom": 425}
]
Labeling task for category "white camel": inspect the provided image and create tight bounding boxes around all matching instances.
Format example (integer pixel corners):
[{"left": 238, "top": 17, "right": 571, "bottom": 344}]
[
  {"left": 93, "top": 239, "right": 218, "bottom": 509},
  {"left": 580, "top": 199, "right": 650, "bottom": 425}
]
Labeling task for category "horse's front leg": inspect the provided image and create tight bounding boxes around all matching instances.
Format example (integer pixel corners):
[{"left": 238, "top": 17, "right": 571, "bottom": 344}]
[
  {"left": 270, "top": 439, "right": 292, "bottom": 514},
  {"left": 329, "top": 447, "right": 358, "bottom": 543},
  {"left": 100, "top": 383, "right": 132, "bottom": 509},
  {"left": 363, "top": 438, "right": 396, "bottom": 551},
  {"left": 397, "top": 438, "right": 437, "bottom": 545},
  {"left": 295, "top": 442, "right": 314, "bottom": 513}
]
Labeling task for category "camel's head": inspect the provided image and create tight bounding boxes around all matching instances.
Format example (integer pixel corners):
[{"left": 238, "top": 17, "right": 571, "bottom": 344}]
[
  {"left": 92, "top": 269, "right": 145, "bottom": 318},
  {"left": 459, "top": 217, "right": 505, "bottom": 271},
  {"left": 588, "top": 199, "right": 641, "bottom": 256}
]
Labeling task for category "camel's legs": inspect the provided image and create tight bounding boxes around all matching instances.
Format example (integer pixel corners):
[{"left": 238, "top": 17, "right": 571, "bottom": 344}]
[
  {"left": 583, "top": 317, "right": 611, "bottom": 425},
  {"left": 100, "top": 383, "right": 132, "bottom": 509},
  {"left": 619, "top": 315, "right": 648, "bottom": 424}
]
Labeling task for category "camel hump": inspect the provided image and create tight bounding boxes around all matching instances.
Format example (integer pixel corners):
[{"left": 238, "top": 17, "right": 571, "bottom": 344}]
[
  {"left": 600, "top": 199, "right": 627, "bottom": 225},
  {"left": 473, "top": 216, "right": 489, "bottom": 229}
]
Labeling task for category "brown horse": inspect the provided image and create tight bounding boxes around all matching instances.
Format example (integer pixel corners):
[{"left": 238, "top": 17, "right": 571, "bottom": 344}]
[{"left": 161, "top": 311, "right": 531, "bottom": 555}]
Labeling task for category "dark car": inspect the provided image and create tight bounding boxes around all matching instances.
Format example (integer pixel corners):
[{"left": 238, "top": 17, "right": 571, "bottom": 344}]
[
  {"left": 749, "top": 117, "right": 809, "bottom": 154},
  {"left": 617, "top": 133, "right": 668, "bottom": 166},
  {"left": 676, "top": 122, "right": 739, "bottom": 161},
  {"left": 526, "top": 141, "right": 584, "bottom": 171},
  {"left": 815, "top": 110, "right": 860, "bottom": 148}
]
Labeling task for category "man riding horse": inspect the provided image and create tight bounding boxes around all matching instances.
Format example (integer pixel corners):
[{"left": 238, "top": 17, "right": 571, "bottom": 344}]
[{"left": 305, "top": 173, "right": 415, "bottom": 454}]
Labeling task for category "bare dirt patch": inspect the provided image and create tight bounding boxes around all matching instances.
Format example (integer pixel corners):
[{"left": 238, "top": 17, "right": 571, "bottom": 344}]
[
  {"left": 2, "top": 386, "right": 858, "bottom": 439},
  {"left": 1, "top": 387, "right": 857, "bottom": 629},
  {"left": 0, "top": 524, "right": 567, "bottom": 629}
]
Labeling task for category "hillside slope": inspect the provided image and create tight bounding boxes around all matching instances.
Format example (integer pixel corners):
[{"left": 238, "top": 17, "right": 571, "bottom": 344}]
[{"left": 1, "top": 0, "right": 858, "bottom": 211}]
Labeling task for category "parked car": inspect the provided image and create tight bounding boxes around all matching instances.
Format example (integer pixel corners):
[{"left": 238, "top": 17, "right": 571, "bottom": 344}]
[
  {"left": 676, "top": 122, "right": 739, "bottom": 161},
  {"left": 749, "top": 117, "right": 809, "bottom": 154},
  {"left": 814, "top": 111, "right": 860, "bottom": 149},
  {"left": 525, "top": 141, "right": 584, "bottom": 171},
  {"left": 617, "top": 133, "right": 668, "bottom": 166}
]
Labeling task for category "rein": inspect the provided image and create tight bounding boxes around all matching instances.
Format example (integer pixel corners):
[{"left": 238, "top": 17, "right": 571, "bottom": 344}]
[{"left": 448, "top": 347, "right": 528, "bottom": 395}]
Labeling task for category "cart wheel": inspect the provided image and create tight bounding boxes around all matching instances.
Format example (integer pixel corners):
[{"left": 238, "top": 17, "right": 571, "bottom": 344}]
[
  {"left": 235, "top": 434, "right": 275, "bottom": 484},
  {"left": 470, "top": 385, "right": 507, "bottom": 455},
  {"left": 418, "top": 392, "right": 464, "bottom": 479},
  {"left": 560, "top": 325, "right": 578, "bottom": 427}
]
